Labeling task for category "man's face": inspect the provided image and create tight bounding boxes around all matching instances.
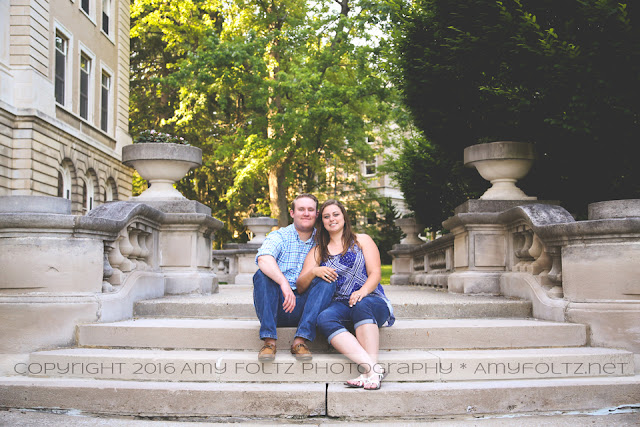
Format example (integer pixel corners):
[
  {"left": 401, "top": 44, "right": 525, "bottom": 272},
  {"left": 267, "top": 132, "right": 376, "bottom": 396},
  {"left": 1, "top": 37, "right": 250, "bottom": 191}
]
[{"left": 290, "top": 197, "right": 318, "bottom": 233}]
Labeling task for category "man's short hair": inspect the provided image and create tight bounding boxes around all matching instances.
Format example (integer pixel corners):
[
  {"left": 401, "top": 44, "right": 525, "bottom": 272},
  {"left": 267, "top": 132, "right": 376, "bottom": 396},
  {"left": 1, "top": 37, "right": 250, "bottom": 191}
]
[{"left": 291, "top": 193, "right": 318, "bottom": 211}]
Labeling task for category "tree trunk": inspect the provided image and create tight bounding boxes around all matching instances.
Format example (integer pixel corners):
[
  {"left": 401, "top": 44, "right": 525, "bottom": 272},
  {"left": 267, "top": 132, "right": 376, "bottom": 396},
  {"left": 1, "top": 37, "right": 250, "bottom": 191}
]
[{"left": 269, "top": 164, "right": 289, "bottom": 227}]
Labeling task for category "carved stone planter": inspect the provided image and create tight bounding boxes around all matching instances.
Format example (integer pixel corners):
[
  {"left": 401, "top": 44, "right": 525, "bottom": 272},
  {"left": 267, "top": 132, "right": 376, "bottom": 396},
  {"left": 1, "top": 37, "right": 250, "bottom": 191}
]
[
  {"left": 464, "top": 141, "right": 536, "bottom": 200},
  {"left": 396, "top": 217, "right": 424, "bottom": 245},
  {"left": 122, "top": 143, "right": 202, "bottom": 200},
  {"left": 243, "top": 217, "right": 278, "bottom": 244}
]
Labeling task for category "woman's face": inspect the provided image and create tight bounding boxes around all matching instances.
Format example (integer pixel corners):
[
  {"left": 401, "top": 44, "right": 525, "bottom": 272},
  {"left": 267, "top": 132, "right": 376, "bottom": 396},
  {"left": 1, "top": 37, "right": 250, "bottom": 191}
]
[{"left": 321, "top": 204, "right": 344, "bottom": 233}]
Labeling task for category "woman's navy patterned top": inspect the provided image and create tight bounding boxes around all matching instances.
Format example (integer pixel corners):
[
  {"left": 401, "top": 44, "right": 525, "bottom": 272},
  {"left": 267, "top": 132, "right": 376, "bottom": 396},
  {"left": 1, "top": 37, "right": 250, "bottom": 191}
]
[{"left": 321, "top": 243, "right": 395, "bottom": 326}]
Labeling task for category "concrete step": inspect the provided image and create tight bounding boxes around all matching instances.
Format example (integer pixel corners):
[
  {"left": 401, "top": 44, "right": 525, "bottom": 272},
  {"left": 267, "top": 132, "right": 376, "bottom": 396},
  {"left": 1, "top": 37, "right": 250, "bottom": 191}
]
[
  {"left": 26, "top": 347, "right": 634, "bottom": 382},
  {"left": 2, "top": 408, "right": 640, "bottom": 427},
  {"left": 1, "top": 375, "right": 639, "bottom": 418},
  {"left": 134, "top": 284, "right": 532, "bottom": 319},
  {"left": 77, "top": 318, "right": 587, "bottom": 351}
]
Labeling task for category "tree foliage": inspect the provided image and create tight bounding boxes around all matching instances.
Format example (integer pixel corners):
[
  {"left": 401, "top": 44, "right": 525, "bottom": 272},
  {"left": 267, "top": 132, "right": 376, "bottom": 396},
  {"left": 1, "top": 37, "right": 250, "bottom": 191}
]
[
  {"left": 387, "top": 0, "right": 640, "bottom": 227},
  {"left": 363, "top": 197, "right": 404, "bottom": 264},
  {"left": 130, "top": 0, "right": 396, "bottom": 243}
]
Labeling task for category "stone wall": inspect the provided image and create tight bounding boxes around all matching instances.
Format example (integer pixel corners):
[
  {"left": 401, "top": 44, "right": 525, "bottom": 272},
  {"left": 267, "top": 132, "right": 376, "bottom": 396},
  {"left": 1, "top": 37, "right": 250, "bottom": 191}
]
[{"left": 0, "top": 104, "right": 132, "bottom": 213}]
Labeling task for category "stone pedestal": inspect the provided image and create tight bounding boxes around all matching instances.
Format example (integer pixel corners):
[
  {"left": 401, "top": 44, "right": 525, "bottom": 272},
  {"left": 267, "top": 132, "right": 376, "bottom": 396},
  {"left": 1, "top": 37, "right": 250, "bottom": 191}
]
[
  {"left": 221, "top": 243, "right": 262, "bottom": 285},
  {"left": 148, "top": 200, "right": 223, "bottom": 294},
  {"left": 389, "top": 244, "right": 417, "bottom": 285},
  {"left": 444, "top": 200, "right": 559, "bottom": 294}
]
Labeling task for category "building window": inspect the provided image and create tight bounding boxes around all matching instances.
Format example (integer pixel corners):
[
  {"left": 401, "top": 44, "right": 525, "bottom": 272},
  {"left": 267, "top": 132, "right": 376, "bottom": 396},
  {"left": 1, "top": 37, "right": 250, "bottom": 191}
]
[
  {"left": 83, "top": 176, "right": 94, "bottom": 212},
  {"left": 58, "top": 164, "right": 72, "bottom": 200},
  {"left": 366, "top": 211, "right": 377, "bottom": 225},
  {"left": 79, "top": 54, "right": 91, "bottom": 120},
  {"left": 100, "top": 72, "right": 111, "bottom": 132},
  {"left": 364, "top": 159, "right": 377, "bottom": 176},
  {"left": 105, "top": 177, "right": 117, "bottom": 202},
  {"left": 54, "top": 33, "right": 68, "bottom": 105},
  {"left": 102, "top": 0, "right": 111, "bottom": 34},
  {"left": 81, "top": 0, "right": 90, "bottom": 15}
]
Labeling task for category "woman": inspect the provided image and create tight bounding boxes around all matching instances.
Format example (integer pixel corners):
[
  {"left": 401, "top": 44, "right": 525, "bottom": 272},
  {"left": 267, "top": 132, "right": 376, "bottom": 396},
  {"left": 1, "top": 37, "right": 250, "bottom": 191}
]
[{"left": 296, "top": 199, "right": 395, "bottom": 390}]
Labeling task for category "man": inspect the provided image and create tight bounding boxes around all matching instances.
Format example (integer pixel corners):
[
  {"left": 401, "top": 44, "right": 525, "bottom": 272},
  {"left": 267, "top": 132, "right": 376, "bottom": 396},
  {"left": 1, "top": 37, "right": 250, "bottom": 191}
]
[{"left": 253, "top": 194, "right": 335, "bottom": 362}]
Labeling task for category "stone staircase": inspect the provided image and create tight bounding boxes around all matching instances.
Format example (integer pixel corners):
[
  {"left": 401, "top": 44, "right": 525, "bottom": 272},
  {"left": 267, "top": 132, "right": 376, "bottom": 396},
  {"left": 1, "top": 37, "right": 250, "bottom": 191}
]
[{"left": 1, "top": 284, "right": 639, "bottom": 420}]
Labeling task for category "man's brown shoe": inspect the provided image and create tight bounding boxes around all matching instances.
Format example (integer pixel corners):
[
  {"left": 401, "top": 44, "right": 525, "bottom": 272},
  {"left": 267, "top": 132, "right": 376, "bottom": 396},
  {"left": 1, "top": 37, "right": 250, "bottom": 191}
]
[
  {"left": 258, "top": 343, "right": 276, "bottom": 362},
  {"left": 290, "top": 342, "right": 312, "bottom": 361}
]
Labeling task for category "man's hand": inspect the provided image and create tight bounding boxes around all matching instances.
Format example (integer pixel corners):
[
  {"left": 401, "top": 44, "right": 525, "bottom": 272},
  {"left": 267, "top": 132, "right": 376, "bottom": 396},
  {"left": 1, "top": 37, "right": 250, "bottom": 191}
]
[{"left": 281, "top": 284, "right": 296, "bottom": 313}]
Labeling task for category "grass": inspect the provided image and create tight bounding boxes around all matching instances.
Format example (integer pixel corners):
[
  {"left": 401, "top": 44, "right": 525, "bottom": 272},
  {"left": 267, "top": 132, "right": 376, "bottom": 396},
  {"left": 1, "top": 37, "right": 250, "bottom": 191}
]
[{"left": 380, "top": 264, "right": 392, "bottom": 285}]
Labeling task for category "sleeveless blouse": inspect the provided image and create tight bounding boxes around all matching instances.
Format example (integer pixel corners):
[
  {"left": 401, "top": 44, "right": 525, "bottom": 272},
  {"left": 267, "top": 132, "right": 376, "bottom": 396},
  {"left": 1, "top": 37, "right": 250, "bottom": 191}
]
[{"left": 320, "top": 243, "right": 395, "bottom": 327}]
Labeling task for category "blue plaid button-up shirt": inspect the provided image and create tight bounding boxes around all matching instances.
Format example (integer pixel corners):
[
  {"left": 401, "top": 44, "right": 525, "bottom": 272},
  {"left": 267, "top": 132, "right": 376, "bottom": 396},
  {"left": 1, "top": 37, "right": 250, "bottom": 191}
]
[{"left": 255, "top": 224, "right": 316, "bottom": 290}]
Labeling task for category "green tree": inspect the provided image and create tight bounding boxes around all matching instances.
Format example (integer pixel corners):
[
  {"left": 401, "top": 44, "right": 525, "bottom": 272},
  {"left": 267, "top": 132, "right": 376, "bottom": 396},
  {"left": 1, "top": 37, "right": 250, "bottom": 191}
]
[
  {"left": 387, "top": 0, "right": 640, "bottom": 227},
  {"left": 363, "top": 197, "right": 404, "bottom": 264},
  {"left": 130, "top": 0, "right": 396, "bottom": 240}
]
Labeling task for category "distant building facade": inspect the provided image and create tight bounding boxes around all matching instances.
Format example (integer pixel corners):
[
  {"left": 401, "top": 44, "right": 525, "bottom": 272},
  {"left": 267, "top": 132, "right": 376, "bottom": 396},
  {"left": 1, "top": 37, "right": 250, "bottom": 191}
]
[
  {"left": 359, "top": 136, "right": 409, "bottom": 221},
  {"left": 1, "top": 0, "right": 133, "bottom": 214}
]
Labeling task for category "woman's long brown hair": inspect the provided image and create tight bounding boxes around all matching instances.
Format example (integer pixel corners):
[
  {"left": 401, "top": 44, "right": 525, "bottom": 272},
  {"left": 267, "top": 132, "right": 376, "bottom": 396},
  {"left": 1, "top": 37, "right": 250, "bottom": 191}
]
[{"left": 315, "top": 199, "right": 359, "bottom": 263}]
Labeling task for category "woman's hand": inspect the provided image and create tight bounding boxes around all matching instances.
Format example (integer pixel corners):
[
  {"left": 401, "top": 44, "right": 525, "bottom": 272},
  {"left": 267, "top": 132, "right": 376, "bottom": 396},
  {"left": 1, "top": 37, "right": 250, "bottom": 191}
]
[
  {"left": 349, "top": 290, "right": 368, "bottom": 307},
  {"left": 313, "top": 266, "right": 338, "bottom": 283}
]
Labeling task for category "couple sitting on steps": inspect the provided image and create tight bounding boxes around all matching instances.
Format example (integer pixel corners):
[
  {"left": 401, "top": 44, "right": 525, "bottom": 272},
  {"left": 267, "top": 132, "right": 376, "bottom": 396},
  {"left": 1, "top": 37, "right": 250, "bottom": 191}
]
[{"left": 253, "top": 193, "right": 395, "bottom": 390}]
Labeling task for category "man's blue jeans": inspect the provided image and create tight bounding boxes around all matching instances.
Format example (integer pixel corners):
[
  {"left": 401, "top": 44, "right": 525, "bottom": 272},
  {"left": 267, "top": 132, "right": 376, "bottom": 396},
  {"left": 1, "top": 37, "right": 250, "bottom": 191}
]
[{"left": 253, "top": 270, "right": 335, "bottom": 342}]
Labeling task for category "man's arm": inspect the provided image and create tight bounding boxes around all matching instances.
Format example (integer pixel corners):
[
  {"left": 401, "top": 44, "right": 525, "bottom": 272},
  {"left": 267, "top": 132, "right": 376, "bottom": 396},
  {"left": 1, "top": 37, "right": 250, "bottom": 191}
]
[{"left": 257, "top": 255, "right": 296, "bottom": 313}]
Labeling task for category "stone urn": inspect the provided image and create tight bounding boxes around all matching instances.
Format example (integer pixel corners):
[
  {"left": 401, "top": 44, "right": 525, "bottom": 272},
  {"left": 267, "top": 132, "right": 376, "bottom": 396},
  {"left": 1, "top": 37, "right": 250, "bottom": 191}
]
[
  {"left": 122, "top": 143, "right": 202, "bottom": 200},
  {"left": 243, "top": 217, "right": 278, "bottom": 244},
  {"left": 396, "top": 217, "right": 424, "bottom": 245},
  {"left": 464, "top": 141, "right": 536, "bottom": 200}
]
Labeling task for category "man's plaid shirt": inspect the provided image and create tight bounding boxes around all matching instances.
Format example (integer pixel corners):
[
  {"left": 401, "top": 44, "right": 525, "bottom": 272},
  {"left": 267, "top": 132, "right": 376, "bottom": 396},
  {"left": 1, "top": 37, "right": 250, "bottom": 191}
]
[{"left": 255, "top": 224, "right": 316, "bottom": 290}]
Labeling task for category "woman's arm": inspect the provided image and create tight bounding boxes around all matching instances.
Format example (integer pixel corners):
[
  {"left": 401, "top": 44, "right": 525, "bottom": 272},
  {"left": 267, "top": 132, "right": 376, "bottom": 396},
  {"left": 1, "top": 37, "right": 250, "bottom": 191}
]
[
  {"left": 296, "top": 247, "right": 338, "bottom": 293},
  {"left": 348, "top": 234, "right": 382, "bottom": 307}
]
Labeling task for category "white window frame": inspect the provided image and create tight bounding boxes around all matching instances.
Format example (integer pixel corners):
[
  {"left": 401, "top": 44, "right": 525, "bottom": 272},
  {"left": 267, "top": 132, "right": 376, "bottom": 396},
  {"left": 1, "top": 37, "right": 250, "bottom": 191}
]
[
  {"left": 99, "top": 63, "right": 114, "bottom": 134},
  {"left": 363, "top": 158, "right": 377, "bottom": 177},
  {"left": 80, "top": 0, "right": 96, "bottom": 24},
  {"left": 53, "top": 23, "right": 73, "bottom": 109},
  {"left": 78, "top": 44, "right": 95, "bottom": 122},
  {"left": 101, "top": 0, "right": 113, "bottom": 37}
]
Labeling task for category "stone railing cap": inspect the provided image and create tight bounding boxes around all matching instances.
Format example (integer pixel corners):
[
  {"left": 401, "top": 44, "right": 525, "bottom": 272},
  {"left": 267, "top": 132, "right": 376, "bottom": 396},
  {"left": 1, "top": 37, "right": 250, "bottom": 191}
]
[
  {"left": 588, "top": 199, "right": 640, "bottom": 220},
  {"left": 0, "top": 195, "right": 71, "bottom": 214}
]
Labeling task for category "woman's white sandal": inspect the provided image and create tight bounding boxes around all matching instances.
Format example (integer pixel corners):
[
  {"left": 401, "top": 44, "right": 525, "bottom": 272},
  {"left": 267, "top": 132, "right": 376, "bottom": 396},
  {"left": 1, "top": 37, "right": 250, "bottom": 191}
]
[
  {"left": 344, "top": 374, "right": 367, "bottom": 388},
  {"left": 363, "top": 370, "right": 387, "bottom": 390}
]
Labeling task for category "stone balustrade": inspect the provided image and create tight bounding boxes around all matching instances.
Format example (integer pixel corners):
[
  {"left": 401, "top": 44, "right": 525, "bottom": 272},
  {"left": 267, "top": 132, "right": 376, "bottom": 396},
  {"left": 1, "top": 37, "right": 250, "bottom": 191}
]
[
  {"left": 0, "top": 195, "right": 223, "bottom": 360},
  {"left": 389, "top": 199, "right": 640, "bottom": 353},
  {"left": 389, "top": 234, "right": 454, "bottom": 288}
]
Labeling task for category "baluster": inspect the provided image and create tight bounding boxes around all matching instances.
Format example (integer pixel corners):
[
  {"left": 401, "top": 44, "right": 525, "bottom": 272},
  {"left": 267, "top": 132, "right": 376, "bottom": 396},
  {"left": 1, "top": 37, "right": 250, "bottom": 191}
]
[
  {"left": 546, "top": 246, "right": 564, "bottom": 298},
  {"left": 515, "top": 229, "right": 534, "bottom": 271},
  {"left": 137, "top": 226, "right": 150, "bottom": 270},
  {"left": 528, "top": 234, "right": 552, "bottom": 276},
  {"left": 108, "top": 233, "right": 125, "bottom": 285},
  {"left": 128, "top": 226, "right": 142, "bottom": 270},
  {"left": 144, "top": 228, "right": 154, "bottom": 268},
  {"left": 118, "top": 228, "right": 134, "bottom": 272},
  {"left": 102, "top": 241, "right": 115, "bottom": 292}
]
